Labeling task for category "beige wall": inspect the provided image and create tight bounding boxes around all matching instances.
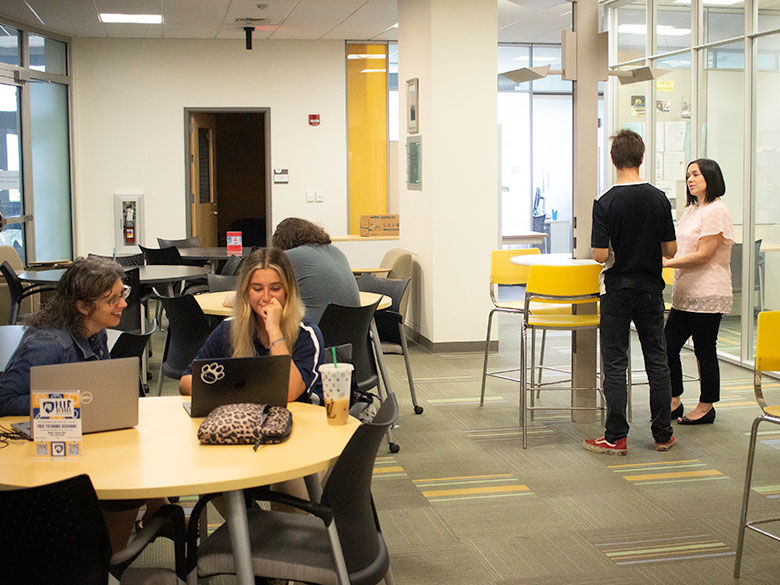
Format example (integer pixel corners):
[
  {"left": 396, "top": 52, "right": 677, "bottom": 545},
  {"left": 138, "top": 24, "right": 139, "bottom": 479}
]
[{"left": 70, "top": 38, "right": 349, "bottom": 256}]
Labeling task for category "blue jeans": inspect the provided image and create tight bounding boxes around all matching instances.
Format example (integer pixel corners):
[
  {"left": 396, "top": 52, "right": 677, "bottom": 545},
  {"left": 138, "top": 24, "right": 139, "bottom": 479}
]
[{"left": 600, "top": 289, "right": 673, "bottom": 443}]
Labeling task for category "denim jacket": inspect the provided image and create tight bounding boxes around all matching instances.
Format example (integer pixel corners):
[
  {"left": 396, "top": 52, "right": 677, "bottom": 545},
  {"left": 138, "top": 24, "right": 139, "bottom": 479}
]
[{"left": 0, "top": 327, "right": 110, "bottom": 416}]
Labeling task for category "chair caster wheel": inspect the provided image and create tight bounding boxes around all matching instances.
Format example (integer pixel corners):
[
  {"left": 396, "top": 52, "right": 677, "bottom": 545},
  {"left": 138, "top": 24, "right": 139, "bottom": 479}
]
[
  {"left": 389, "top": 442, "right": 400, "bottom": 453},
  {"left": 414, "top": 405, "right": 424, "bottom": 414}
]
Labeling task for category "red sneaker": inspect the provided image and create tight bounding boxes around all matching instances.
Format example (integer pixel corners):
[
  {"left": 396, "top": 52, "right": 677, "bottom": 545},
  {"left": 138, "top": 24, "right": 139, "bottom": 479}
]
[
  {"left": 583, "top": 436, "right": 627, "bottom": 455},
  {"left": 655, "top": 436, "right": 676, "bottom": 451}
]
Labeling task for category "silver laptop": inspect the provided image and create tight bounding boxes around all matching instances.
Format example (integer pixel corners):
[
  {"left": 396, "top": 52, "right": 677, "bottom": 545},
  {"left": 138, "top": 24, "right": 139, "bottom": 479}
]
[
  {"left": 12, "top": 357, "right": 139, "bottom": 440},
  {"left": 184, "top": 355, "right": 290, "bottom": 417}
]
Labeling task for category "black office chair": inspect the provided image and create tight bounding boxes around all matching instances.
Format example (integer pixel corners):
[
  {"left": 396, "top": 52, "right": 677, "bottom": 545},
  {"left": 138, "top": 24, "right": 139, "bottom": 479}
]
[
  {"left": 110, "top": 331, "right": 153, "bottom": 396},
  {"left": 88, "top": 252, "right": 145, "bottom": 267},
  {"left": 207, "top": 273, "right": 237, "bottom": 292},
  {"left": 357, "top": 274, "right": 422, "bottom": 414},
  {"left": 140, "top": 245, "right": 184, "bottom": 266},
  {"left": 319, "top": 300, "right": 398, "bottom": 452},
  {"left": 157, "top": 236, "right": 201, "bottom": 249},
  {"left": 0, "top": 260, "right": 51, "bottom": 325},
  {"left": 187, "top": 394, "right": 398, "bottom": 585},
  {"left": 0, "top": 474, "right": 186, "bottom": 585},
  {"left": 220, "top": 255, "right": 242, "bottom": 276},
  {"left": 156, "top": 295, "right": 213, "bottom": 395}
]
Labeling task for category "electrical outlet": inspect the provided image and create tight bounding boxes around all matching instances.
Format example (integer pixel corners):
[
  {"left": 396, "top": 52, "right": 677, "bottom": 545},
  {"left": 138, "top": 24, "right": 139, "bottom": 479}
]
[
  {"left": 306, "top": 190, "right": 315, "bottom": 203},
  {"left": 315, "top": 191, "right": 324, "bottom": 202}
]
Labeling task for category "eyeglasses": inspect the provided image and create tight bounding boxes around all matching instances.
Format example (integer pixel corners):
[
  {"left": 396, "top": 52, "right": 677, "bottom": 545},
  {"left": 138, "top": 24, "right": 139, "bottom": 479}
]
[{"left": 104, "top": 285, "right": 131, "bottom": 307}]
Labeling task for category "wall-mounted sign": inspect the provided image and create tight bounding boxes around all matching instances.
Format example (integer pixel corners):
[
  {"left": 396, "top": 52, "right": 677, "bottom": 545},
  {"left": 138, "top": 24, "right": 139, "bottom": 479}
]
[
  {"left": 273, "top": 169, "right": 289, "bottom": 184},
  {"left": 308, "top": 113, "right": 320, "bottom": 126}
]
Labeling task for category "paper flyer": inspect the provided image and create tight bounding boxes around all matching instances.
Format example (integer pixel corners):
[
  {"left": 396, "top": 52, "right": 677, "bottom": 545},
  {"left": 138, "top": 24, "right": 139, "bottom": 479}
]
[
  {"left": 32, "top": 391, "right": 83, "bottom": 458},
  {"left": 226, "top": 231, "right": 243, "bottom": 256}
]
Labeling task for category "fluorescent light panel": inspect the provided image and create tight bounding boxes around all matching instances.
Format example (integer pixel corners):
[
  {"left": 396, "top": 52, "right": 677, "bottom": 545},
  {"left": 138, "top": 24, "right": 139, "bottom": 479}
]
[{"left": 99, "top": 13, "right": 163, "bottom": 24}]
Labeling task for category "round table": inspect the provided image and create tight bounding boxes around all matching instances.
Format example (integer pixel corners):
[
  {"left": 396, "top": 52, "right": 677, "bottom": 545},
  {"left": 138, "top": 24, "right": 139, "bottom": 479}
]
[
  {"left": 0, "top": 396, "right": 359, "bottom": 585},
  {"left": 17, "top": 265, "right": 210, "bottom": 286},
  {"left": 195, "top": 290, "right": 391, "bottom": 317}
]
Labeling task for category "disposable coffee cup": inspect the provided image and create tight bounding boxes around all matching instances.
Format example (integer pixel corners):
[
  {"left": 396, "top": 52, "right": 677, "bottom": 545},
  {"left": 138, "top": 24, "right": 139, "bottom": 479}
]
[{"left": 319, "top": 363, "right": 353, "bottom": 425}]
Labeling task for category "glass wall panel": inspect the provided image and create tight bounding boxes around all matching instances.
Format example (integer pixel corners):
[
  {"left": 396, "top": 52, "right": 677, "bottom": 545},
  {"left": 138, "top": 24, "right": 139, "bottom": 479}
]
[
  {"left": 757, "top": 0, "right": 780, "bottom": 34},
  {"left": 705, "top": 6, "right": 745, "bottom": 44},
  {"left": 0, "top": 83, "right": 24, "bottom": 262},
  {"left": 653, "top": 52, "right": 692, "bottom": 219},
  {"left": 29, "top": 34, "right": 67, "bottom": 75},
  {"left": 617, "top": 3, "right": 647, "bottom": 63},
  {"left": 533, "top": 95, "right": 572, "bottom": 253},
  {"left": 30, "top": 81, "right": 72, "bottom": 261},
  {"left": 532, "top": 46, "right": 571, "bottom": 93},
  {"left": 614, "top": 74, "right": 650, "bottom": 179},
  {"left": 0, "top": 24, "right": 20, "bottom": 67},
  {"left": 498, "top": 92, "right": 531, "bottom": 236},
  {"left": 656, "top": 2, "right": 691, "bottom": 54},
  {"left": 754, "top": 33, "right": 780, "bottom": 345},
  {"left": 701, "top": 40, "right": 744, "bottom": 358}
]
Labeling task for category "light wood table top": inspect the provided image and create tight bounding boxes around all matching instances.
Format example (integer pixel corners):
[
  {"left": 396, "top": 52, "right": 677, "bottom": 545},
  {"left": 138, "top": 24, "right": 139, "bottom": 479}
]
[
  {"left": 196, "top": 290, "right": 391, "bottom": 317},
  {"left": 0, "top": 396, "right": 359, "bottom": 500}
]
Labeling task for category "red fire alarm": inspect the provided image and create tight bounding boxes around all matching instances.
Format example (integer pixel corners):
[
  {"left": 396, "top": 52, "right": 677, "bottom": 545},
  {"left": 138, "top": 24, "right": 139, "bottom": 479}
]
[{"left": 308, "top": 113, "right": 320, "bottom": 126}]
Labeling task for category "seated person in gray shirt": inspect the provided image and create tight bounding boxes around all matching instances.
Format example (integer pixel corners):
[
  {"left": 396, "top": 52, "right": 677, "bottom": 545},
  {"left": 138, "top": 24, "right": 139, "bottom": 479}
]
[{"left": 272, "top": 217, "right": 360, "bottom": 323}]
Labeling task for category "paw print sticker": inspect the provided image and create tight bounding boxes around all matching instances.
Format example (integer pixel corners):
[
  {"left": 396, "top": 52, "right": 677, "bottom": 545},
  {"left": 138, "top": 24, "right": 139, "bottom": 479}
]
[{"left": 200, "top": 362, "right": 225, "bottom": 384}]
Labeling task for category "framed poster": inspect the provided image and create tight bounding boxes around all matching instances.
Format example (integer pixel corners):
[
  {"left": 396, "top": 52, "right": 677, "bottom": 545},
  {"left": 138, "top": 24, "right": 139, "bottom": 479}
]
[{"left": 406, "top": 78, "right": 419, "bottom": 134}]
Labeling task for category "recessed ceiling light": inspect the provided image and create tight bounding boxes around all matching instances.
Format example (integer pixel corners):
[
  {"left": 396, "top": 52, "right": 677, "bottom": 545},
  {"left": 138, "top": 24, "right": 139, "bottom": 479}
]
[
  {"left": 619, "top": 24, "right": 691, "bottom": 36},
  {"left": 99, "top": 13, "right": 163, "bottom": 24},
  {"left": 360, "top": 69, "right": 386, "bottom": 73}
]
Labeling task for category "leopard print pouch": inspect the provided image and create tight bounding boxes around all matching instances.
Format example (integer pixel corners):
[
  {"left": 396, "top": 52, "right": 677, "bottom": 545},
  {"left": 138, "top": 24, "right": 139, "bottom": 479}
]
[{"left": 197, "top": 403, "right": 293, "bottom": 446}]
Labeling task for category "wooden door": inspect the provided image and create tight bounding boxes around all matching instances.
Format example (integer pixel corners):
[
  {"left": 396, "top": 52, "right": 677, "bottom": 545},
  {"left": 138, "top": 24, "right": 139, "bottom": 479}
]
[{"left": 189, "top": 112, "right": 218, "bottom": 246}]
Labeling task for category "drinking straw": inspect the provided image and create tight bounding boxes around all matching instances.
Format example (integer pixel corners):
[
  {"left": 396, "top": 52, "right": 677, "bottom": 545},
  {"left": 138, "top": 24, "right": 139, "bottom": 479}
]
[{"left": 331, "top": 346, "right": 337, "bottom": 367}]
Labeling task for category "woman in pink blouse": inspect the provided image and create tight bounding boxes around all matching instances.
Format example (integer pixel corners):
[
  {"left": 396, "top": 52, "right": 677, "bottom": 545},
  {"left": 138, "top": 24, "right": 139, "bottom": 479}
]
[{"left": 664, "top": 159, "right": 733, "bottom": 425}]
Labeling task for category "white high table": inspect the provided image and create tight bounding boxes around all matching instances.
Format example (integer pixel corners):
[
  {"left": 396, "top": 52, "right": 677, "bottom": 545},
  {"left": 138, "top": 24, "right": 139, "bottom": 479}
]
[
  {"left": 0, "top": 396, "right": 359, "bottom": 585},
  {"left": 511, "top": 253, "right": 601, "bottom": 422}
]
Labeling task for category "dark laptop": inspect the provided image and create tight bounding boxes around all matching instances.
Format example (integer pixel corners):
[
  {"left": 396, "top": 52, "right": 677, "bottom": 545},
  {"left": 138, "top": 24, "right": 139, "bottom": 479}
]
[
  {"left": 11, "top": 357, "right": 140, "bottom": 440},
  {"left": 183, "top": 355, "right": 291, "bottom": 417}
]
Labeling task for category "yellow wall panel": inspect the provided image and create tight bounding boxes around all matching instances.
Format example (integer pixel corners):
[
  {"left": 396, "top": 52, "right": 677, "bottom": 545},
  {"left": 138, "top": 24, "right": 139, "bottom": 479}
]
[{"left": 347, "top": 44, "right": 388, "bottom": 234}]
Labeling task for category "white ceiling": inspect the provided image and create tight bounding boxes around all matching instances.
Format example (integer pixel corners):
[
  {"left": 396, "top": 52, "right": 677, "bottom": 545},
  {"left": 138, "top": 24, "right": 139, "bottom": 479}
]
[{"left": 0, "top": 0, "right": 572, "bottom": 44}]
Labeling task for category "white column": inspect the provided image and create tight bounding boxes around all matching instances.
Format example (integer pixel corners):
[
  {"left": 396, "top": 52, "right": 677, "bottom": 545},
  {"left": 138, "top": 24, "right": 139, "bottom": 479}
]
[{"left": 398, "top": 0, "right": 498, "bottom": 350}]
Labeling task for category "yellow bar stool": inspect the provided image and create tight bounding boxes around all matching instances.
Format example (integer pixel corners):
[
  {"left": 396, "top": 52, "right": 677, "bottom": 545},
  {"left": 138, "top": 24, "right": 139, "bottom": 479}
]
[
  {"left": 734, "top": 310, "right": 780, "bottom": 577},
  {"left": 480, "top": 249, "right": 571, "bottom": 405},
  {"left": 520, "top": 263, "right": 604, "bottom": 448}
]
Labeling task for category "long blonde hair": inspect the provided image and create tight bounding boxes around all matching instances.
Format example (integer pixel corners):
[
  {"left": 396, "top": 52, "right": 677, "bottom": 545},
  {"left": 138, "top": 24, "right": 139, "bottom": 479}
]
[{"left": 231, "top": 247, "right": 305, "bottom": 358}]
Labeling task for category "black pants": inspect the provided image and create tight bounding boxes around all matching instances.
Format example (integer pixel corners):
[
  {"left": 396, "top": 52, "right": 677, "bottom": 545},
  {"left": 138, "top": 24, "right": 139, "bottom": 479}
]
[
  {"left": 664, "top": 308, "right": 722, "bottom": 403},
  {"left": 600, "top": 289, "right": 673, "bottom": 443}
]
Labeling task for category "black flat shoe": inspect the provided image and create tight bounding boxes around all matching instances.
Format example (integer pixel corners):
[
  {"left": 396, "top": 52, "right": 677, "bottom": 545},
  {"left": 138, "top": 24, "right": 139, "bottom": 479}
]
[
  {"left": 678, "top": 407, "right": 716, "bottom": 425},
  {"left": 670, "top": 403, "right": 684, "bottom": 420}
]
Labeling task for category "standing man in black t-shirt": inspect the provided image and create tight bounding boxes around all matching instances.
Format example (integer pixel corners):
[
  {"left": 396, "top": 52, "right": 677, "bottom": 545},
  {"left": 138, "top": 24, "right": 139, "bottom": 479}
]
[{"left": 585, "top": 129, "right": 677, "bottom": 455}]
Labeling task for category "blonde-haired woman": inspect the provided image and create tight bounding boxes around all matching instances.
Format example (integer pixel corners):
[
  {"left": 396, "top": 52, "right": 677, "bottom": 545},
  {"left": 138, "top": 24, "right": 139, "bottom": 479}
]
[{"left": 179, "top": 247, "right": 324, "bottom": 402}]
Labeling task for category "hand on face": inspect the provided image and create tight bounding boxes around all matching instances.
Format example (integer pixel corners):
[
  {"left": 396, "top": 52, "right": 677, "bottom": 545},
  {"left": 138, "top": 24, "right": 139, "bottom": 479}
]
[{"left": 259, "top": 296, "right": 283, "bottom": 330}]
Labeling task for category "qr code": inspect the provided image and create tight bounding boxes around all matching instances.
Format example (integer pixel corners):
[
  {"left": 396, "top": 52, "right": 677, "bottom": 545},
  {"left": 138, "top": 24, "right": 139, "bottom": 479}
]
[
  {"left": 35, "top": 443, "right": 50, "bottom": 457},
  {"left": 67, "top": 442, "right": 81, "bottom": 456}
]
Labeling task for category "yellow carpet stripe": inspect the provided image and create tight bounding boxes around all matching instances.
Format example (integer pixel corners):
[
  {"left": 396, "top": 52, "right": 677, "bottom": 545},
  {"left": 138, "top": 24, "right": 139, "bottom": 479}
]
[
  {"left": 414, "top": 478, "right": 520, "bottom": 488},
  {"left": 428, "top": 492, "right": 534, "bottom": 502},
  {"left": 608, "top": 459, "right": 700, "bottom": 469},
  {"left": 623, "top": 469, "right": 722, "bottom": 481},
  {"left": 608, "top": 546, "right": 731, "bottom": 560},
  {"left": 605, "top": 542, "right": 728, "bottom": 557},
  {"left": 421, "top": 484, "right": 530, "bottom": 498},
  {"left": 413, "top": 474, "right": 514, "bottom": 483},
  {"left": 602, "top": 538, "right": 721, "bottom": 553},
  {"left": 630, "top": 476, "right": 729, "bottom": 485},
  {"left": 612, "top": 463, "right": 705, "bottom": 473},
  {"left": 373, "top": 466, "right": 404, "bottom": 474}
]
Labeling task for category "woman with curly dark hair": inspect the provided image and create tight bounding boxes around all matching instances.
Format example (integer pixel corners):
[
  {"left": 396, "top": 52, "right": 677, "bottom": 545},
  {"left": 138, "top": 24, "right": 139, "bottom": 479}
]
[
  {"left": 0, "top": 256, "right": 127, "bottom": 416},
  {"left": 272, "top": 217, "right": 360, "bottom": 323}
]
